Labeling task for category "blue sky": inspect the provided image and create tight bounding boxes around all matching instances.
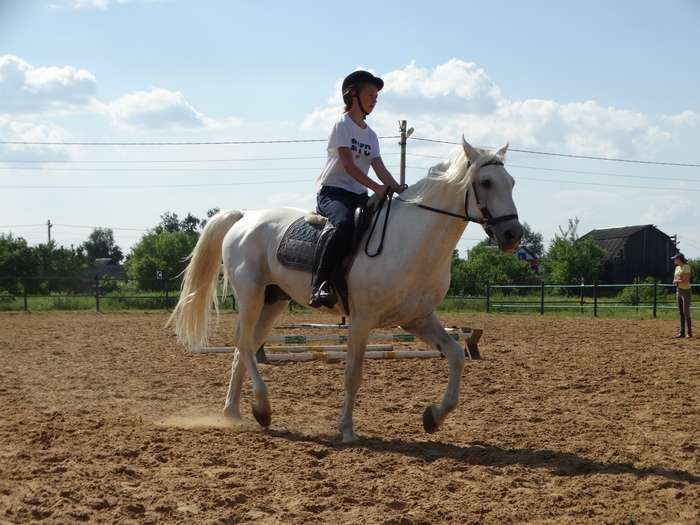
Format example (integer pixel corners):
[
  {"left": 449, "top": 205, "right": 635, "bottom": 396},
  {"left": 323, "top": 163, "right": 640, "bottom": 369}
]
[{"left": 1, "top": 0, "right": 699, "bottom": 257}]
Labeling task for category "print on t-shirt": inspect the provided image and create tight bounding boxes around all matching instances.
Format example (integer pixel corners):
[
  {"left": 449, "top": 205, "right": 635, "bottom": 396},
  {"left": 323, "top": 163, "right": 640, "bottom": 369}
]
[{"left": 351, "top": 138, "right": 372, "bottom": 158}]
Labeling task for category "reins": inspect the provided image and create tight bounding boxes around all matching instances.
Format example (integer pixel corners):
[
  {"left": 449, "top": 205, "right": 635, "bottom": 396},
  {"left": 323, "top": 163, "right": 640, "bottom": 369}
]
[
  {"left": 364, "top": 190, "right": 394, "bottom": 257},
  {"left": 363, "top": 159, "right": 518, "bottom": 256}
]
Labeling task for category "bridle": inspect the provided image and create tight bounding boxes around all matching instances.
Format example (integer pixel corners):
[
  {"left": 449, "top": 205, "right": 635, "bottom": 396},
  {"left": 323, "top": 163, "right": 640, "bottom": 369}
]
[
  {"left": 396, "top": 160, "right": 519, "bottom": 236},
  {"left": 364, "top": 159, "right": 519, "bottom": 257}
]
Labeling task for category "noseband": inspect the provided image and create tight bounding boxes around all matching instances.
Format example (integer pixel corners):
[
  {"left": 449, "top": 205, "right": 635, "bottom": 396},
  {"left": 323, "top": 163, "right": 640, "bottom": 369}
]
[
  {"left": 365, "top": 160, "right": 519, "bottom": 257},
  {"left": 397, "top": 160, "right": 519, "bottom": 234}
]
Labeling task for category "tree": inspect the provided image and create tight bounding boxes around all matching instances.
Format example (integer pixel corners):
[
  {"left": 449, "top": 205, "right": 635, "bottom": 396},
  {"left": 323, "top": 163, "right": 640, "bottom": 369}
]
[
  {"left": 0, "top": 234, "right": 36, "bottom": 293},
  {"left": 449, "top": 250, "right": 471, "bottom": 294},
  {"left": 543, "top": 218, "right": 606, "bottom": 284},
  {"left": 452, "top": 240, "right": 538, "bottom": 294},
  {"left": 153, "top": 212, "right": 182, "bottom": 234},
  {"left": 153, "top": 211, "right": 203, "bottom": 236},
  {"left": 81, "top": 228, "right": 123, "bottom": 263},
  {"left": 0, "top": 234, "right": 87, "bottom": 294},
  {"left": 124, "top": 231, "right": 198, "bottom": 290},
  {"left": 688, "top": 258, "right": 700, "bottom": 285},
  {"left": 521, "top": 222, "right": 544, "bottom": 259}
]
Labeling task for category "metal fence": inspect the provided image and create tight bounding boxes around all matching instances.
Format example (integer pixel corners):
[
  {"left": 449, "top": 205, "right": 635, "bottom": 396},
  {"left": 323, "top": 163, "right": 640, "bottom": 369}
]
[
  {"left": 485, "top": 282, "right": 699, "bottom": 317},
  {"left": 0, "top": 275, "right": 697, "bottom": 317}
]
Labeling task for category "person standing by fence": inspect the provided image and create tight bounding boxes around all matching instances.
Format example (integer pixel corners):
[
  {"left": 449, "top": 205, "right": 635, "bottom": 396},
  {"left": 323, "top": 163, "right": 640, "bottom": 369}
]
[{"left": 672, "top": 253, "right": 692, "bottom": 338}]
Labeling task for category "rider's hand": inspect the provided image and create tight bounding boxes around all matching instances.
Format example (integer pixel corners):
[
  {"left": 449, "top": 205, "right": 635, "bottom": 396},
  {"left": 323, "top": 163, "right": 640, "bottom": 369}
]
[
  {"left": 374, "top": 184, "right": 390, "bottom": 198},
  {"left": 393, "top": 183, "right": 408, "bottom": 194}
]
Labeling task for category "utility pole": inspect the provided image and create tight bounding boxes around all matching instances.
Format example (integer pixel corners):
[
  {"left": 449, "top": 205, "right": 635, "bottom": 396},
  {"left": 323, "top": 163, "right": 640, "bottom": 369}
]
[
  {"left": 398, "top": 120, "right": 414, "bottom": 187},
  {"left": 47, "top": 220, "right": 53, "bottom": 243}
]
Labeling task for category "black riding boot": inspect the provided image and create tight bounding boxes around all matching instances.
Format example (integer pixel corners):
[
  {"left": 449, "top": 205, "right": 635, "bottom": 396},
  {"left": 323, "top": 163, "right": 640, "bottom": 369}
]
[
  {"left": 309, "top": 223, "right": 338, "bottom": 309},
  {"left": 687, "top": 317, "right": 692, "bottom": 338}
]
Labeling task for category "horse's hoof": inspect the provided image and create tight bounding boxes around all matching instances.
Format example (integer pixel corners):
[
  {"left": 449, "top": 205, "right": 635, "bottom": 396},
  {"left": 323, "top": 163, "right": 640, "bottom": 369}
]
[
  {"left": 422, "top": 405, "right": 439, "bottom": 434},
  {"left": 341, "top": 432, "right": 359, "bottom": 444},
  {"left": 222, "top": 406, "right": 241, "bottom": 421},
  {"left": 252, "top": 407, "right": 271, "bottom": 428}
]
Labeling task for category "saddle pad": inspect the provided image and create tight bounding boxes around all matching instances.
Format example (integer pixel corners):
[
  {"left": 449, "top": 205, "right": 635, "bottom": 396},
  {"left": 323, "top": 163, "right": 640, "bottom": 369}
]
[{"left": 276, "top": 217, "right": 324, "bottom": 273}]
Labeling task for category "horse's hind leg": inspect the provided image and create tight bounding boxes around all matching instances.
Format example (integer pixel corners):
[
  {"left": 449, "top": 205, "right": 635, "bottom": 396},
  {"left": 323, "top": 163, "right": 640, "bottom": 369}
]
[
  {"left": 223, "top": 300, "right": 287, "bottom": 421},
  {"left": 402, "top": 312, "right": 465, "bottom": 433},
  {"left": 229, "top": 284, "right": 275, "bottom": 427}
]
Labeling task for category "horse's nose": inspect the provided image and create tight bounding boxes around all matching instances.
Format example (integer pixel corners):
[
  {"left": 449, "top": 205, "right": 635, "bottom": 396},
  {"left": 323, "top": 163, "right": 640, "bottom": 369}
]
[{"left": 504, "top": 223, "right": 523, "bottom": 243}]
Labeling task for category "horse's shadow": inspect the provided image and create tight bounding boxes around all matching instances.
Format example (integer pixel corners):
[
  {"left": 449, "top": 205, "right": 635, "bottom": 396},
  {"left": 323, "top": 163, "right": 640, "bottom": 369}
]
[{"left": 267, "top": 429, "right": 699, "bottom": 485}]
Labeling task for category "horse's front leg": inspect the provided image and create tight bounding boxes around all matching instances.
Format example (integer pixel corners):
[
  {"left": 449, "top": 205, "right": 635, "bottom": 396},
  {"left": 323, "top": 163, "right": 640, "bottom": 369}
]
[
  {"left": 403, "top": 312, "right": 466, "bottom": 433},
  {"left": 339, "top": 320, "right": 371, "bottom": 443}
]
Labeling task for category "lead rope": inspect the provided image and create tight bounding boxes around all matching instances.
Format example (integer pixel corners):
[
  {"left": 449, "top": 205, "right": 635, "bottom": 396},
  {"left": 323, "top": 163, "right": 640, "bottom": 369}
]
[{"left": 364, "top": 190, "right": 394, "bottom": 258}]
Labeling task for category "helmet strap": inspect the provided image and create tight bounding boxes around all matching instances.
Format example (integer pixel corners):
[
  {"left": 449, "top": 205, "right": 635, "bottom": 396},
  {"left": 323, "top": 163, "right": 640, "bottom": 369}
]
[{"left": 356, "top": 94, "right": 369, "bottom": 119}]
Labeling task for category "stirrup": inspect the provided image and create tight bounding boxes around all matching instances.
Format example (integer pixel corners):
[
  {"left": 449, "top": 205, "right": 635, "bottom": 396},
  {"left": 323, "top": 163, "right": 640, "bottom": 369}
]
[{"left": 309, "top": 281, "right": 337, "bottom": 308}]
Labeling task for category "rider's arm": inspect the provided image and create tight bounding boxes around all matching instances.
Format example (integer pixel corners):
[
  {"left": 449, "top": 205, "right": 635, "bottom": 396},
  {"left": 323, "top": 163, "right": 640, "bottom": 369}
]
[
  {"left": 338, "top": 147, "right": 386, "bottom": 195},
  {"left": 371, "top": 157, "right": 403, "bottom": 192}
]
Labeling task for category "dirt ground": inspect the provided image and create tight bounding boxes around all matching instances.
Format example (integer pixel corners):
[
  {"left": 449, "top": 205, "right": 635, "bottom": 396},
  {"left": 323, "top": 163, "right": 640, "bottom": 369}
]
[{"left": 0, "top": 312, "right": 698, "bottom": 524}]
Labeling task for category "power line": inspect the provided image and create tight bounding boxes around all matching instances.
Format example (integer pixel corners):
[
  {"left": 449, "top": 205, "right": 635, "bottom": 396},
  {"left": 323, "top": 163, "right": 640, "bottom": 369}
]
[
  {"left": 0, "top": 136, "right": 401, "bottom": 146},
  {"left": 4, "top": 133, "right": 699, "bottom": 167},
  {"left": 0, "top": 223, "right": 47, "bottom": 228},
  {"left": 53, "top": 223, "right": 148, "bottom": 231},
  {"left": 0, "top": 166, "right": 325, "bottom": 172},
  {"left": 517, "top": 176, "right": 700, "bottom": 193},
  {"left": 0, "top": 152, "right": 402, "bottom": 164},
  {"left": 408, "top": 137, "right": 700, "bottom": 168},
  {"left": 0, "top": 179, "right": 312, "bottom": 189}
]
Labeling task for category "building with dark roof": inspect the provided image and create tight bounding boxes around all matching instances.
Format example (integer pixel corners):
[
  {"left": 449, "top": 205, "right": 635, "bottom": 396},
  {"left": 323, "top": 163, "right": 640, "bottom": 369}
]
[
  {"left": 579, "top": 225, "right": 676, "bottom": 283},
  {"left": 81, "top": 258, "right": 126, "bottom": 280}
]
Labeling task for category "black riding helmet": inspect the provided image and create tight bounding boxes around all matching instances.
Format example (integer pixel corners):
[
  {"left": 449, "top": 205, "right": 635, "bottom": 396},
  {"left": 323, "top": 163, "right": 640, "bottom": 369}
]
[{"left": 342, "top": 70, "right": 384, "bottom": 117}]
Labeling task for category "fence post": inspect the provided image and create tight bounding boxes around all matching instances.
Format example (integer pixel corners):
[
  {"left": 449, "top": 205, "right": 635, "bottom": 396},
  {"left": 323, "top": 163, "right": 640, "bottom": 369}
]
[
  {"left": 164, "top": 279, "right": 169, "bottom": 310},
  {"left": 593, "top": 283, "right": 598, "bottom": 317},
  {"left": 94, "top": 275, "right": 100, "bottom": 312},
  {"left": 580, "top": 279, "right": 584, "bottom": 314},
  {"left": 485, "top": 283, "right": 490, "bottom": 313},
  {"left": 23, "top": 278, "right": 29, "bottom": 312},
  {"left": 540, "top": 282, "right": 545, "bottom": 315},
  {"left": 652, "top": 280, "right": 658, "bottom": 319}
]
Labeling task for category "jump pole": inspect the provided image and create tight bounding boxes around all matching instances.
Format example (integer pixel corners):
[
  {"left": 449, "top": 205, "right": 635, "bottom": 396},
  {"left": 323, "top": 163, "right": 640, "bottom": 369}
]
[
  {"left": 262, "top": 349, "right": 445, "bottom": 363},
  {"left": 192, "top": 327, "right": 482, "bottom": 361},
  {"left": 192, "top": 343, "right": 393, "bottom": 354}
]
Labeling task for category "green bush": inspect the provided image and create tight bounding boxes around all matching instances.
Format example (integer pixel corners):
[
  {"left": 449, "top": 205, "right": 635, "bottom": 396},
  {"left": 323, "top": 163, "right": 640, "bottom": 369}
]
[{"left": 618, "top": 278, "right": 657, "bottom": 305}]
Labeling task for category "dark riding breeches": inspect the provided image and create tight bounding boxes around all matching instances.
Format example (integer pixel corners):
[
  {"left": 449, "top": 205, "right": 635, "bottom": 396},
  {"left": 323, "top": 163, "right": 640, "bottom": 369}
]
[{"left": 314, "top": 185, "right": 368, "bottom": 280}]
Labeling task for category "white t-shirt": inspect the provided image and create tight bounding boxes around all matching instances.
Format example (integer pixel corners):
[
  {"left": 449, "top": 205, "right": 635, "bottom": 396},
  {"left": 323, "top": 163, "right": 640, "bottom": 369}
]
[{"left": 317, "top": 113, "right": 380, "bottom": 194}]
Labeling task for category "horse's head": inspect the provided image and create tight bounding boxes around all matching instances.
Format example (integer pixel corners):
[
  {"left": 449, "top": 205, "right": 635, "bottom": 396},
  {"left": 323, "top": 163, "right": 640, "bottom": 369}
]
[{"left": 462, "top": 137, "right": 523, "bottom": 253}]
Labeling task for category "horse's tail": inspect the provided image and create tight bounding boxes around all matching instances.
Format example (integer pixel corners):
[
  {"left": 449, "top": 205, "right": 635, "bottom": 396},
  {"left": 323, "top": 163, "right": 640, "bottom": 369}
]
[{"left": 166, "top": 209, "right": 244, "bottom": 349}]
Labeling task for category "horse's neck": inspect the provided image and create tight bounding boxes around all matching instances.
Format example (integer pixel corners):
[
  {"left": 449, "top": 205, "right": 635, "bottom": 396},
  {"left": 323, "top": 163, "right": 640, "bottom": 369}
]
[{"left": 397, "top": 185, "right": 469, "bottom": 265}]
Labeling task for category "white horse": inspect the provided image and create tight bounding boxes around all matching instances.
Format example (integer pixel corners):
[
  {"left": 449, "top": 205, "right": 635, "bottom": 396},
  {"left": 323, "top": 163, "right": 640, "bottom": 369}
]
[{"left": 168, "top": 138, "right": 522, "bottom": 443}]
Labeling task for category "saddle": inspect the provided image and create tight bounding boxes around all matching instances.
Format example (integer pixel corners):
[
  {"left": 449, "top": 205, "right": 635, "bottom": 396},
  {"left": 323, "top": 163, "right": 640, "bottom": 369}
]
[{"left": 275, "top": 195, "right": 383, "bottom": 313}]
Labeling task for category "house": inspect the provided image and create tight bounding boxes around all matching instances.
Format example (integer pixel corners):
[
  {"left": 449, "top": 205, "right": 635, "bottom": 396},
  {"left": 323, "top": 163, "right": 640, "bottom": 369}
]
[
  {"left": 515, "top": 245, "right": 540, "bottom": 270},
  {"left": 81, "top": 258, "right": 126, "bottom": 280},
  {"left": 579, "top": 225, "right": 676, "bottom": 283}
]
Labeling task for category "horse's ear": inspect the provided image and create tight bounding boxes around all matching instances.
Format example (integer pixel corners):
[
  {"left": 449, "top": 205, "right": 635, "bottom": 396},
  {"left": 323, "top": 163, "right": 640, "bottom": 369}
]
[
  {"left": 496, "top": 143, "right": 509, "bottom": 158},
  {"left": 462, "top": 136, "right": 479, "bottom": 161}
]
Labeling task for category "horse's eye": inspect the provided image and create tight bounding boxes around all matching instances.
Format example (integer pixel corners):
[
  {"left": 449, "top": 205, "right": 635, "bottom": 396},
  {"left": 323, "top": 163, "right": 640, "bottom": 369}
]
[{"left": 481, "top": 179, "right": 492, "bottom": 189}]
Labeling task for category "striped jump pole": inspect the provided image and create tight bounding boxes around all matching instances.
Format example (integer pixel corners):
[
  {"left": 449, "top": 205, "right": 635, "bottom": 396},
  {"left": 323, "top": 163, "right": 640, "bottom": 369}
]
[
  {"left": 262, "top": 349, "right": 445, "bottom": 363},
  {"left": 192, "top": 327, "right": 482, "bottom": 362},
  {"left": 191, "top": 343, "right": 393, "bottom": 354}
]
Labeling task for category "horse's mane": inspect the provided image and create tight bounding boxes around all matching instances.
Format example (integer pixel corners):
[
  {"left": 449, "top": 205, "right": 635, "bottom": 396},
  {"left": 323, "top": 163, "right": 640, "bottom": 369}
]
[{"left": 401, "top": 147, "right": 503, "bottom": 204}]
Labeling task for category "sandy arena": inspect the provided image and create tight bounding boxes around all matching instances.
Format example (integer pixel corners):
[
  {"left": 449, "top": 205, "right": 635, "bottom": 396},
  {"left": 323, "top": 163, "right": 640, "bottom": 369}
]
[{"left": 0, "top": 312, "right": 698, "bottom": 524}]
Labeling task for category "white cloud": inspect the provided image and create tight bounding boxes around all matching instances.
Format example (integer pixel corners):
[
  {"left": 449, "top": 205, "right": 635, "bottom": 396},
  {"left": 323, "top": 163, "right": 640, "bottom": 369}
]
[
  {"left": 664, "top": 110, "right": 698, "bottom": 127},
  {"left": 301, "top": 60, "right": 682, "bottom": 158},
  {"left": 0, "top": 55, "right": 97, "bottom": 114},
  {"left": 639, "top": 193, "right": 694, "bottom": 225},
  {"left": 51, "top": 0, "right": 127, "bottom": 8},
  {"left": 0, "top": 116, "right": 73, "bottom": 162},
  {"left": 107, "top": 87, "right": 208, "bottom": 129},
  {"left": 381, "top": 59, "right": 501, "bottom": 114}
]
